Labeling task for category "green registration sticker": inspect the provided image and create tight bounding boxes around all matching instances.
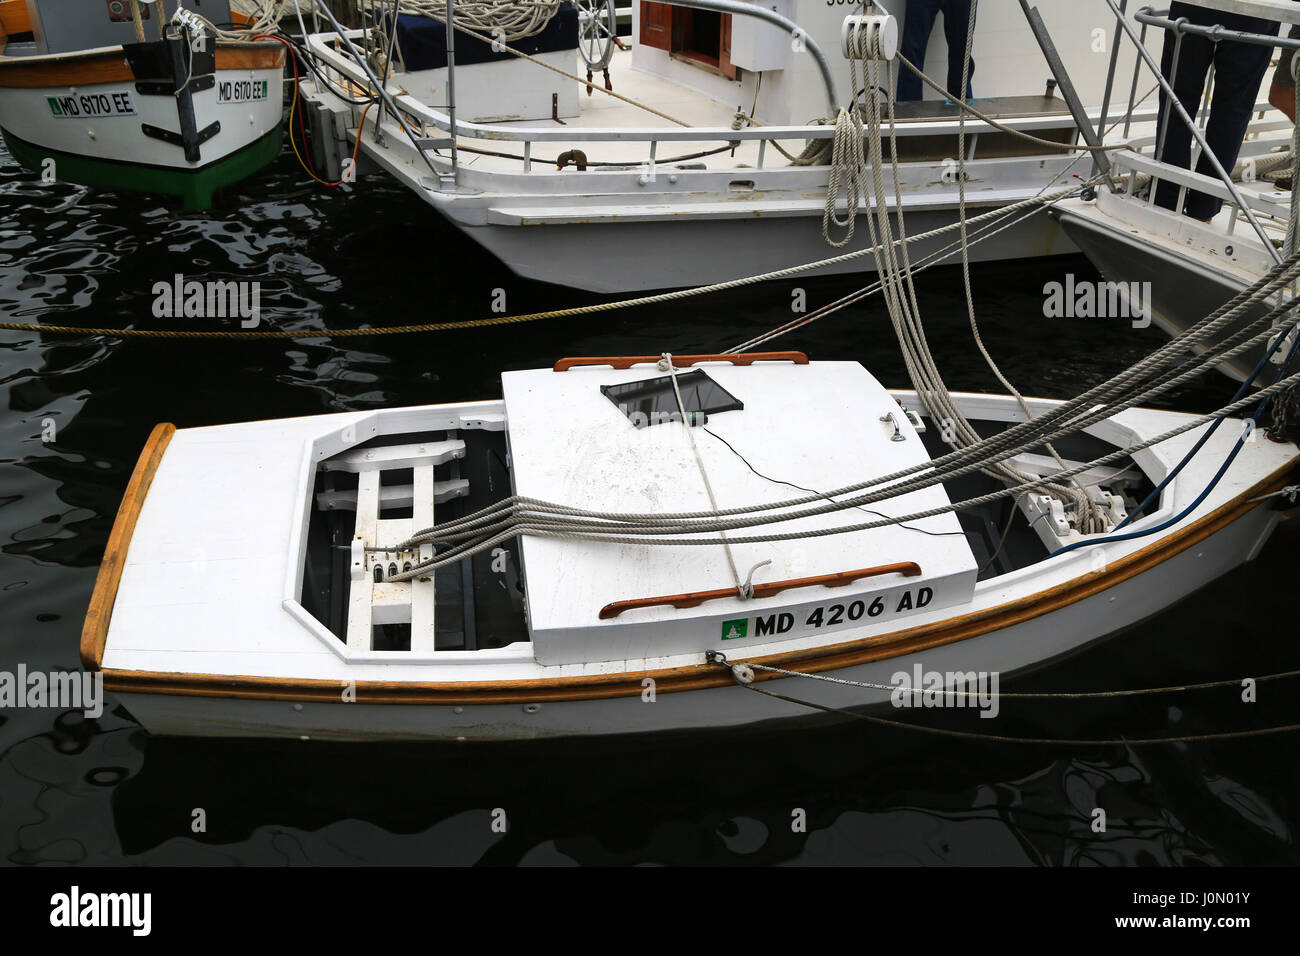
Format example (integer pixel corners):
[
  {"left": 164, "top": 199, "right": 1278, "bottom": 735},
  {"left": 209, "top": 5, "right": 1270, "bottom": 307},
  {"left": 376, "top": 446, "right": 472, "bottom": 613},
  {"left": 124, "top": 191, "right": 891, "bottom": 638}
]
[{"left": 721, "top": 618, "right": 748, "bottom": 641}]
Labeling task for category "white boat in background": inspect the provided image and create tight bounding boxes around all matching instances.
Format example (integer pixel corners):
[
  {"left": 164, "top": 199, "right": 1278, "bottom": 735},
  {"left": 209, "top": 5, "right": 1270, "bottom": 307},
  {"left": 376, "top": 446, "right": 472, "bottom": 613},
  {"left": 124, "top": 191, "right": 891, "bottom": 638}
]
[
  {"left": 292, "top": 0, "right": 1162, "bottom": 291},
  {"left": 79, "top": 353, "right": 1299, "bottom": 741},
  {"left": 0, "top": 0, "right": 285, "bottom": 209},
  {"left": 1053, "top": 1, "right": 1300, "bottom": 383}
]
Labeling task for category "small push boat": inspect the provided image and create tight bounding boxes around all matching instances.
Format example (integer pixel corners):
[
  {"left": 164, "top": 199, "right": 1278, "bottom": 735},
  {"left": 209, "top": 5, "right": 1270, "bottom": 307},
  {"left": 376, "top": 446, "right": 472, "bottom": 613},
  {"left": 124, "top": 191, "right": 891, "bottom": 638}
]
[
  {"left": 0, "top": 0, "right": 284, "bottom": 209},
  {"left": 80, "top": 353, "right": 1299, "bottom": 740}
]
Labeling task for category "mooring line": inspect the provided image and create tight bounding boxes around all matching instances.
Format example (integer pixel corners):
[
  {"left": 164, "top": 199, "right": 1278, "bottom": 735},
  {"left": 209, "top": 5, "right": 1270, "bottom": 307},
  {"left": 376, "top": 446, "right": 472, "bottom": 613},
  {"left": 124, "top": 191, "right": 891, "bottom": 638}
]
[
  {"left": 0, "top": 185, "right": 1086, "bottom": 339},
  {"left": 733, "top": 681, "right": 1300, "bottom": 746},
  {"left": 712, "top": 656, "right": 1300, "bottom": 700},
  {"left": 703, "top": 654, "right": 1300, "bottom": 744}
]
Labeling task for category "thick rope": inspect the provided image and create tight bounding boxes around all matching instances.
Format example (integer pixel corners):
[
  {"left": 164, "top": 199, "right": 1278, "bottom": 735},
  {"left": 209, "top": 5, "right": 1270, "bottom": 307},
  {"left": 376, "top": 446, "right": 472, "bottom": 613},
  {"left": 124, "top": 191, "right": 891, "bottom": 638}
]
[
  {"left": 0, "top": 185, "right": 1084, "bottom": 339},
  {"left": 725, "top": 659, "right": 1300, "bottom": 700},
  {"left": 727, "top": 678, "right": 1300, "bottom": 746},
  {"left": 386, "top": 269, "right": 1300, "bottom": 556},
  {"left": 662, "top": 353, "right": 744, "bottom": 592},
  {"left": 387, "top": 365, "right": 1300, "bottom": 578},
  {"left": 389, "top": 0, "right": 560, "bottom": 43}
]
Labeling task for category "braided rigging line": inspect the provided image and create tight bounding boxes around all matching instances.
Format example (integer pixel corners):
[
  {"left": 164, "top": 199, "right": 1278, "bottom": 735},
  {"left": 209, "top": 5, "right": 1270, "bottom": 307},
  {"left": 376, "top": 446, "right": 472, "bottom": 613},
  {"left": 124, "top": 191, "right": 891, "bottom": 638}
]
[
  {"left": 729, "top": 680, "right": 1300, "bottom": 746},
  {"left": 662, "top": 353, "right": 744, "bottom": 592},
  {"left": 384, "top": 273, "right": 1300, "bottom": 564},
  {"left": 389, "top": 291, "right": 1300, "bottom": 549},
  {"left": 723, "top": 659, "right": 1300, "bottom": 700},
  {"left": 386, "top": 0, "right": 560, "bottom": 43},
  {"left": 386, "top": 364, "right": 1300, "bottom": 579},
  {"left": 840, "top": 22, "right": 1093, "bottom": 535},
  {"left": 0, "top": 185, "right": 1083, "bottom": 339},
  {"left": 392, "top": 314, "right": 1295, "bottom": 561},
  {"left": 952, "top": 0, "right": 1104, "bottom": 533}
]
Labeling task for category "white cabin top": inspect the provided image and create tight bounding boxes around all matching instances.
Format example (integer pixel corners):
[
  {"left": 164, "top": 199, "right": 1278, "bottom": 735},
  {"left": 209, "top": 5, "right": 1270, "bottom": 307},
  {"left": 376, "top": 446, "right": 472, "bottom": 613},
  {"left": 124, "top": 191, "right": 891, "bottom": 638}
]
[{"left": 501, "top": 359, "right": 977, "bottom": 665}]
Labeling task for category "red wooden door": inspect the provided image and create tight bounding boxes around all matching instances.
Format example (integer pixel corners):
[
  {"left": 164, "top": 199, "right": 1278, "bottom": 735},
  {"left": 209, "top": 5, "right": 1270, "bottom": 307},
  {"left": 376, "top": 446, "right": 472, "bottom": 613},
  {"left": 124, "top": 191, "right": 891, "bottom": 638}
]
[
  {"left": 720, "top": 13, "right": 736, "bottom": 79},
  {"left": 639, "top": 2, "right": 671, "bottom": 51}
]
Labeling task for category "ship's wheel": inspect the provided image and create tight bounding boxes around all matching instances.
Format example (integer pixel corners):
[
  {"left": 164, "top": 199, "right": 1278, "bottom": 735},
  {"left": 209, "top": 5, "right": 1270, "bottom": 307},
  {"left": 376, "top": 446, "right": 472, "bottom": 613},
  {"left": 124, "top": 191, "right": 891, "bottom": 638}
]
[{"left": 575, "top": 0, "right": 617, "bottom": 71}]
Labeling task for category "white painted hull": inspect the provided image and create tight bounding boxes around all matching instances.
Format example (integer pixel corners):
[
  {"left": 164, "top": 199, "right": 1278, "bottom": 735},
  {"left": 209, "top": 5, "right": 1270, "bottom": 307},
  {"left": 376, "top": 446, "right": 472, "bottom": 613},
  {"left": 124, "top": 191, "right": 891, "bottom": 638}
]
[
  {"left": 455, "top": 197, "right": 1074, "bottom": 292},
  {"left": 114, "top": 503, "right": 1280, "bottom": 741},
  {"left": 0, "top": 66, "right": 283, "bottom": 170}
]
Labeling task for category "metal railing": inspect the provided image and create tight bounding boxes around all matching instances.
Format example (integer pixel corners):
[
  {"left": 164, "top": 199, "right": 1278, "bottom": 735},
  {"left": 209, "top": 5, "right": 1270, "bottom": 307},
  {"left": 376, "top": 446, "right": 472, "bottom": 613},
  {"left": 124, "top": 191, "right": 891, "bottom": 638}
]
[
  {"left": 303, "top": 27, "right": 1126, "bottom": 184},
  {"left": 1112, "top": 3, "right": 1300, "bottom": 264}
]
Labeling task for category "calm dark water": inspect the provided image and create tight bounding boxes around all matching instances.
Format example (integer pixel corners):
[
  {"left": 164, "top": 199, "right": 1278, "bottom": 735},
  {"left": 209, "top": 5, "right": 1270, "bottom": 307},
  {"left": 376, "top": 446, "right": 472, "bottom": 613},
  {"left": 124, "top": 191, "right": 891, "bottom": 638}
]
[{"left": 1, "top": 139, "right": 1297, "bottom": 867}]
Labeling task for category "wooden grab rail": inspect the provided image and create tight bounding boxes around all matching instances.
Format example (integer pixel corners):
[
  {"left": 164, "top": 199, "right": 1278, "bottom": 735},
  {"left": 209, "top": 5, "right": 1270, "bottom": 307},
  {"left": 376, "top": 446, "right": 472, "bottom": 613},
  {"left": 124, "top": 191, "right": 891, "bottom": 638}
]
[
  {"left": 598, "top": 562, "right": 922, "bottom": 620},
  {"left": 80, "top": 422, "right": 175, "bottom": 670},
  {"left": 554, "top": 352, "right": 809, "bottom": 372}
]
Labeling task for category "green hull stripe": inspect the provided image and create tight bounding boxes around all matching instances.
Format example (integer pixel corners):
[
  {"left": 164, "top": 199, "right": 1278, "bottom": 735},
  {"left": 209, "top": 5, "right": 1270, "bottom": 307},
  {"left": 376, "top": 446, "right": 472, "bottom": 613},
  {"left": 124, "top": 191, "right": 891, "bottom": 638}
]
[{"left": 0, "top": 126, "right": 282, "bottom": 209}]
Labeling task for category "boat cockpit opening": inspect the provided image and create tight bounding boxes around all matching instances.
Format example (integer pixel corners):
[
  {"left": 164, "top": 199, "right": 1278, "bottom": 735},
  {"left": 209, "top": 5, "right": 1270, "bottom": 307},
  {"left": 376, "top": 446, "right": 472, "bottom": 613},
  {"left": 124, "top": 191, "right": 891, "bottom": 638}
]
[
  {"left": 299, "top": 426, "right": 528, "bottom": 652},
  {"left": 911, "top": 409, "right": 1157, "bottom": 581}
]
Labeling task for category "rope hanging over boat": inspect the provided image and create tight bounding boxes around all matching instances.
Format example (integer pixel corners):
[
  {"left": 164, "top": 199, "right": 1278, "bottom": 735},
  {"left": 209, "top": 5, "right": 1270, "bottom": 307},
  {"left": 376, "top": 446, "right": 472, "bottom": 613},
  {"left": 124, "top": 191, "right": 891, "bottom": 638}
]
[
  {"left": 384, "top": 0, "right": 561, "bottom": 42},
  {"left": 834, "top": 10, "right": 1104, "bottom": 534},
  {"left": 382, "top": 246, "right": 1300, "bottom": 575},
  {"left": 0, "top": 186, "right": 1088, "bottom": 339},
  {"left": 179, "top": 0, "right": 287, "bottom": 38},
  {"left": 385, "top": 342, "right": 1300, "bottom": 578}
]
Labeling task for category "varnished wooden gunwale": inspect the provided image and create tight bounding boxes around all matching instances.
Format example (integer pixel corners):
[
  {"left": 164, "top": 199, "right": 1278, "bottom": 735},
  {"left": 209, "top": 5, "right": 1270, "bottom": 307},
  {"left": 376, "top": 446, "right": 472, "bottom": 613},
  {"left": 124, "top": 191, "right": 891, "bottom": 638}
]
[
  {"left": 0, "top": 0, "right": 30, "bottom": 38},
  {"left": 80, "top": 423, "right": 175, "bottom": 670},
  {"left": 97, "top": 458, "right": 1299, "bottom": 704},
  {"left": 0, "top": 41, "right": 283, "bottom": 89}
]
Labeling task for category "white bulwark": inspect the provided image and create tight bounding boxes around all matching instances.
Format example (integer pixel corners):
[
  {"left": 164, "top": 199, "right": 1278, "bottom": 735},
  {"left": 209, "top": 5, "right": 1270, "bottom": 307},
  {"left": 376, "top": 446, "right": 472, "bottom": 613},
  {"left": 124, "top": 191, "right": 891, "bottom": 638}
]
[{"left": 502, "top": 360, "right": 978, "bottom": 665}]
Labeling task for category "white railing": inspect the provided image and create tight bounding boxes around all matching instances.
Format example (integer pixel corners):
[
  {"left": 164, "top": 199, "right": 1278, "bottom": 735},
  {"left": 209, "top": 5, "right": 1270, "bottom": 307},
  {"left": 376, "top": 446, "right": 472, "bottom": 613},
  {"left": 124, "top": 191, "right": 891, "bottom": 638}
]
[{"left": 305, "top": 28, "right": 1135, "bottom": 179}]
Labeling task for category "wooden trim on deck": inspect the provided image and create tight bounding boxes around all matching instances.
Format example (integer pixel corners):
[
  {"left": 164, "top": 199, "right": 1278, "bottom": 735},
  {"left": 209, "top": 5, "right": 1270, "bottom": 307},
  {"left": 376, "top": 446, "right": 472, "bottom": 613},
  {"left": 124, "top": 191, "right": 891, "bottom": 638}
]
[
  {"left": 214, "top": 43, "right": 286, "bottom": 72},
  {"left": 97, "top": 459, "right": 1299, "bottom": 704},
  {"left": 0, "top": 0, "right": 30, "bottom": 38},
  {"left": 554, "top": 352, "right": 808, "bottom": 371},
  {"left": 0, "top": 40, "right": 283, "bottom": 90},
  {"left": 599, "top": 562, "right": 922, "bottom": 619},
  {"left": 0, "top": 47, "right": 134, "bottom": 88},
  {"left": 80, "top": 423, "right": 175, "bottom": 670}
]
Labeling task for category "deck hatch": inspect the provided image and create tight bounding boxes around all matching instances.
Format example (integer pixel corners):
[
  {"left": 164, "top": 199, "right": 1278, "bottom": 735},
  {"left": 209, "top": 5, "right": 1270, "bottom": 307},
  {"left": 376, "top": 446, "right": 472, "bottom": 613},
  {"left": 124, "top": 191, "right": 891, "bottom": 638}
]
[{"left": 600, "top": 370, "right": 742, "bottom": 428}]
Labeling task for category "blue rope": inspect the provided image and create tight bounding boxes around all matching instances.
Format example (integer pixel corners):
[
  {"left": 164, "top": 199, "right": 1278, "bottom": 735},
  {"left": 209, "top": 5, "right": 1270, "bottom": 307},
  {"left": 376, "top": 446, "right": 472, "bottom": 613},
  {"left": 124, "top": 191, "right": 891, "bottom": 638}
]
[{"left": 1047, "top": 323, "right": 1300, "bottom": 559}]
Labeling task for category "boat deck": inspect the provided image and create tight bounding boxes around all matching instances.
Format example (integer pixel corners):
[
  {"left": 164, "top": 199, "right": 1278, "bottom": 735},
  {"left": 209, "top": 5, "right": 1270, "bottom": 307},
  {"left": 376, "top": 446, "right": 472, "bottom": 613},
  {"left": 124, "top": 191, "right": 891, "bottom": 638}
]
[
  {"left": 502, "top": 360, "right": 977, "bottom": 665},
  {"left": 389, "top": 45, "right": 1090, "bottom": 175},
  {"left": 92, "top": 359, "right": 1298, "bottom": 687}
]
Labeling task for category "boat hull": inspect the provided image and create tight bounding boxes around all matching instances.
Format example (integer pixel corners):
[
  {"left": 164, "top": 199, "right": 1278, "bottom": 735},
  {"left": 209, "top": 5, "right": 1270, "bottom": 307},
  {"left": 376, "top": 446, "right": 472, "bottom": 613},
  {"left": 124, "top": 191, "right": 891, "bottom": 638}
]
[
  {"left": 454, "top": 200, "right": 1076, "bottom": 293},
  {"left": 1053, "top": 204, "right": 1273, "bottom": 384},
  {"left": 0, "top": 42, "right": 284, "bottom": 207},
  {"left": 110, "top": 502, "right": 1281, "bottom": 741}
]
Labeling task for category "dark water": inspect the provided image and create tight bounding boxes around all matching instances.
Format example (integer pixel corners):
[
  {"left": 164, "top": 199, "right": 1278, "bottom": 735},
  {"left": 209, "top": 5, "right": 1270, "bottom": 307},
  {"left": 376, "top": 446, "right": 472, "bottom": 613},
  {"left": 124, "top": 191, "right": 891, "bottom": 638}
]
[{"left": 1, "top": 139, "right": 1297, "bottom": 867}]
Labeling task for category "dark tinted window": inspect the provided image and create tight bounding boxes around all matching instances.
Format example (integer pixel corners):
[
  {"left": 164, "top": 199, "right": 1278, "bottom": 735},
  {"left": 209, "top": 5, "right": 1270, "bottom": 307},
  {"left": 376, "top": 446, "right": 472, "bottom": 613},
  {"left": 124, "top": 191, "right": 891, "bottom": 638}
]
[{"left": 601, "top": 370, "right": 743, "bottom": 428}]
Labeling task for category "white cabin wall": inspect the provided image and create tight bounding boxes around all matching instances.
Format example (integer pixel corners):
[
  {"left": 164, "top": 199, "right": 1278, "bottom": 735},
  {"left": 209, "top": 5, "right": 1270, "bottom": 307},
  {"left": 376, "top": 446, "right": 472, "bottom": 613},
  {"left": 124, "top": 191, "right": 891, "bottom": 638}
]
[
  {"left": 630, "top": 1, "right": 1176, "bottom": 126},
  {"left": 629, "top": 6, "right": 756, "bottom": 114}
]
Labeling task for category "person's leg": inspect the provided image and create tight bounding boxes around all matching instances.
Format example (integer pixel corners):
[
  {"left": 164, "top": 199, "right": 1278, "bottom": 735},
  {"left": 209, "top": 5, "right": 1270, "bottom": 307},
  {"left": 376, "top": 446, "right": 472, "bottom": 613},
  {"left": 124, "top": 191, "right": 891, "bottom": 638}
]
[
  {"left": 940, "top": 0, "right": 975, "bottom": 100},
  {"left": 897, "top": 0, "right": 943, "bottom": 101},
  {"left": 1267, "top": 24, "right": 1300, "bottom": 123},
  {"left": 1186, "top": 22, "right": 1276, "bottom": 219},
  {"left": 1153, "top": 15, "right": 1216, "bottom": 212}
]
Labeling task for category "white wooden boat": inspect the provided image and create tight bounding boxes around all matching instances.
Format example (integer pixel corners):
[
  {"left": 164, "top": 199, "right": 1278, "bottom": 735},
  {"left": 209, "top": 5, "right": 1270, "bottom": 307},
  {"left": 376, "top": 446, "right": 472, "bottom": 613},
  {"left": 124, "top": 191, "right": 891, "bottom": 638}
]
[
  {"left": 0, "top": 0, "right": 284, "bottom": 209},
  {"left": 293, "top": 1, "right": 1160, "bottom": 291},
  {"left": 79, "top": 353, "right": 1300, "bottom": 740}
]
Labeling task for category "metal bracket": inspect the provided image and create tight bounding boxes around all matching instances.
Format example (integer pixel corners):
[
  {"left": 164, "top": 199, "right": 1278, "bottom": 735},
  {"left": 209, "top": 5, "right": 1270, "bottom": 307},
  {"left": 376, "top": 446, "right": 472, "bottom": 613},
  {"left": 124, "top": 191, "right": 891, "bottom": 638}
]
[
  {"left": 135, "top": 74, "right": 215, "bottom": 97},
  {"left": 142, "top": 120, "right": 220, "bottom": 150}
]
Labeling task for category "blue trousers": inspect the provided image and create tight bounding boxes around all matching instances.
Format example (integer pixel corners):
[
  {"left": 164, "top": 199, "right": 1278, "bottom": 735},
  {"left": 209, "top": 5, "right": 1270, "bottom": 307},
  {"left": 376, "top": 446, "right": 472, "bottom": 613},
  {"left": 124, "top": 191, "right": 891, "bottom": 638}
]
[
  {"left": 1154, "top": 2, "right": 1278, "bottom": 219},
  {"left": 897, "top": 0, "right": 975, "bottom": 102}
]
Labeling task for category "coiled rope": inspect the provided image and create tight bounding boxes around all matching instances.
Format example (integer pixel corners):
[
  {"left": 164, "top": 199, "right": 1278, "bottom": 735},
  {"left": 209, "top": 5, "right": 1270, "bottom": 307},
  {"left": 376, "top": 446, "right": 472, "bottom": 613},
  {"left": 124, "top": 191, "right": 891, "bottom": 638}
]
[{"left": 387, "top": 0, "right": 560, "bottom": 43}]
